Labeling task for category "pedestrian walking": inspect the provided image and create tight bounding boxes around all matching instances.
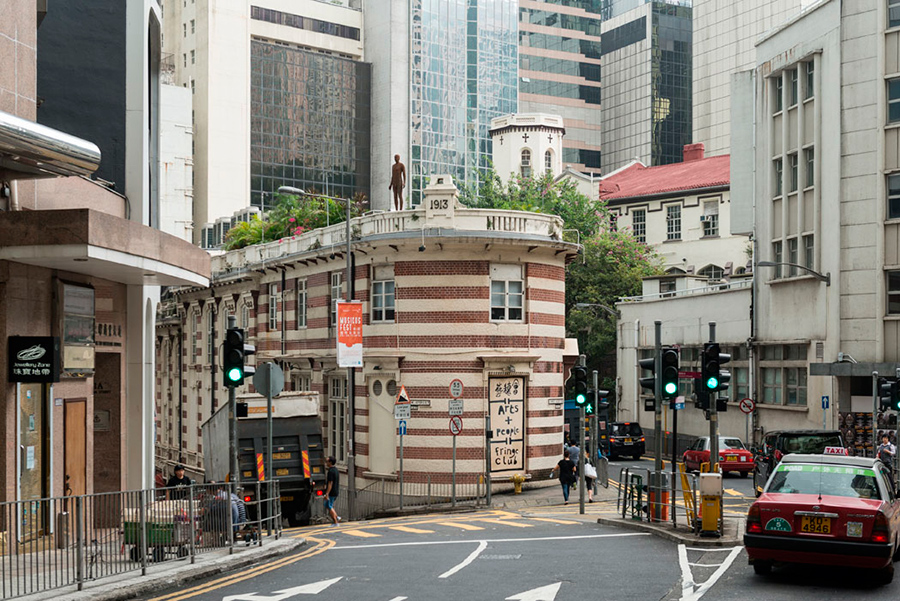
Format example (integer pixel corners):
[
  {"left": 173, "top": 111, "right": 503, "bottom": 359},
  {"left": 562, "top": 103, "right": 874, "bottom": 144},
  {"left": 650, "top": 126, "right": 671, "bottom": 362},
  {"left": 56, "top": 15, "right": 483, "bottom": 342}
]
[
  {"left": 584, "top": 460, "right": 598, "bottom": 503},
  {"left": 567, "top": 441, "right": 581, "bottom": 468},
  {"left": 550, "top": 450, "right": 577, "bottom": 505},
  {"left": 324, "top": 456, "right": 341, "bottom": 526}
]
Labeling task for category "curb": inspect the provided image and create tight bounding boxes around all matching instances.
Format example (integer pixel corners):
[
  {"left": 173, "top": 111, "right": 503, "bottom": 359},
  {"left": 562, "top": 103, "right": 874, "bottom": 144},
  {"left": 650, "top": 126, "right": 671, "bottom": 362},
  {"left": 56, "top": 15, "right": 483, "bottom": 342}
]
[
  {"left": 17, "top": 538, "right": 307, "bottom": 601},
  {"left": 596, "top": 516, "right": 746, "bottom": 548}
]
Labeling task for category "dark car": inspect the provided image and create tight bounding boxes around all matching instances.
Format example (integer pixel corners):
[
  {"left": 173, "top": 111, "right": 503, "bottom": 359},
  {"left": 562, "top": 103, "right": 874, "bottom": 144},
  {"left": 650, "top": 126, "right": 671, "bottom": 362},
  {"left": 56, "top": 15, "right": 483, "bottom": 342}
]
[
  {"left": 607, "top": 422, "right": 645, "bottom": 460},
  {"left": 752, "top": 429, "right": 845, "bottom": 496}
]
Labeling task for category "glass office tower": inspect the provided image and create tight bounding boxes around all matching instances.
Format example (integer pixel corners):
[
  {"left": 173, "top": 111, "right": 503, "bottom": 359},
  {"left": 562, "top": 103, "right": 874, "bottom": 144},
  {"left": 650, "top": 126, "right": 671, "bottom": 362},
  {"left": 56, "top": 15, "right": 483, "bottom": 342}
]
[
  {"left": 409, "top": 0, "right": 518, "bottom": 206},
  {"left": 250, "top": 41, "right": 371, "bottom": 211},
  {"left": 518, "top": 1, "right": 602, "bottom": 174}
]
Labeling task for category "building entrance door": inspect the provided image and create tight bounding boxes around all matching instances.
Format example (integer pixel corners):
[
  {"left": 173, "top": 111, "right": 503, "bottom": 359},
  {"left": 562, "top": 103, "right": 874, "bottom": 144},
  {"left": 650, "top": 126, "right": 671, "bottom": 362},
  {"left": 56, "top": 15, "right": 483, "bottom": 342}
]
[
  {"left": 65, "top": 399, "right": 87, "bottom": 497},
  {"left": 18, "top": 383, "right": 47, "bottom": 537}
]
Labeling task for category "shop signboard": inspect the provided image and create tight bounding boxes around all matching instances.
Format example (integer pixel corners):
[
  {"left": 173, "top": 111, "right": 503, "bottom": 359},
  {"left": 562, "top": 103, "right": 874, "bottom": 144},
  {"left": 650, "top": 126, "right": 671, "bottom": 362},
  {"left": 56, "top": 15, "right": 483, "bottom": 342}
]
[{"left": 8, "top": 336, "right": 60, "bottom": 383}]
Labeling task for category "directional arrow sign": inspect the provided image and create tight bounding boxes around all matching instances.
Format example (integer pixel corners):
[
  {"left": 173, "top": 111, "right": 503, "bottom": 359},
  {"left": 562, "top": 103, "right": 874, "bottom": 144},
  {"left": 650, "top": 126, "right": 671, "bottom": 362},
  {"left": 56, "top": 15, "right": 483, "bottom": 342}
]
[
  {"left": 506, "top": 582, "right": 562, "bottom": 601},
  {"left": 223, "top": 577, "right": 342, "bottom": 601}
]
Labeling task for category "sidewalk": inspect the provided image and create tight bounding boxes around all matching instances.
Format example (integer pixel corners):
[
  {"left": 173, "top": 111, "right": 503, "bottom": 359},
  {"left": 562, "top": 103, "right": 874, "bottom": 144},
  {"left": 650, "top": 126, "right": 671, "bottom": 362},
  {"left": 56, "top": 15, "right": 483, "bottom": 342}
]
[{"left": 12, "top": 537, "right": 307, "bottom": 601}]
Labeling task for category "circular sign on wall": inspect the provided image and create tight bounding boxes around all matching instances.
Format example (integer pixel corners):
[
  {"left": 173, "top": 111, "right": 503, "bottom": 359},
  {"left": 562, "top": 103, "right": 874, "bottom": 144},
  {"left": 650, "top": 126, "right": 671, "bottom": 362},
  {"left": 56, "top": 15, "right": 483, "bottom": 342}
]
[
  {"left": 449, "top": 415, "right": 463, "bottom": 435},
  {"left": 449, "top": 379, "right": 464, "bottom": 399},
  {"left": 739, "top": 398, "right": 756, "bottom": 414}
]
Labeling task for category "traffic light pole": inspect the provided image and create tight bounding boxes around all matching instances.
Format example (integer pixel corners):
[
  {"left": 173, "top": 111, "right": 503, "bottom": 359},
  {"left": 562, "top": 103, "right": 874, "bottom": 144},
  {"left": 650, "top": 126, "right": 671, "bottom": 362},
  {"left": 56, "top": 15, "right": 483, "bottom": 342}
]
[
  {"left": 708, "top": 322, "right": 718, "bottom": 474},
  {"left": 654, "top": 321, "right": 663, "bottom": 473},
  {"left": 228, "top": 315, "right": 240, "bottom": 490},
  {"left": 578, "top": 355, "right": 586, "bottom": 515},
  {"left": 592, "top": 370, "right": 599, "bottom": 462}
]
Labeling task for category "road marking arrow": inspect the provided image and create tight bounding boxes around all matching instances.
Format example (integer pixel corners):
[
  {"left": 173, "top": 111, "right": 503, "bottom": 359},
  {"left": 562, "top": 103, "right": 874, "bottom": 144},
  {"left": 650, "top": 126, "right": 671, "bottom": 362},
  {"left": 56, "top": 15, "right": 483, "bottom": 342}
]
[
  {"left": 222, "top": 577, "right": 342, "bottom": 601},
  {"left": 505, "top": 582, "right": 561, "bottom": 601}
]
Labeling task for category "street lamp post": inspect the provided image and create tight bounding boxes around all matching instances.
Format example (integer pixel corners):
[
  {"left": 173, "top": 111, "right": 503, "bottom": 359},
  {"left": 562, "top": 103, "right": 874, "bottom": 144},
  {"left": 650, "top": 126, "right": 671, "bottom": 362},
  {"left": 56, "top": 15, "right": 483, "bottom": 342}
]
[{"left": 278, "top": 186, "right": 355, "bottom": 521}]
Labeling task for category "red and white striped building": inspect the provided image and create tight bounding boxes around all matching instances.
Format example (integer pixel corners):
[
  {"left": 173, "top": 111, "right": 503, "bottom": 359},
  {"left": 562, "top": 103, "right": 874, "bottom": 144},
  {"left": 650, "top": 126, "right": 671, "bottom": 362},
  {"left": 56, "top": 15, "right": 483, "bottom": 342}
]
[{"left": 155, "top": 176, "right": 580, "bottom": 501}]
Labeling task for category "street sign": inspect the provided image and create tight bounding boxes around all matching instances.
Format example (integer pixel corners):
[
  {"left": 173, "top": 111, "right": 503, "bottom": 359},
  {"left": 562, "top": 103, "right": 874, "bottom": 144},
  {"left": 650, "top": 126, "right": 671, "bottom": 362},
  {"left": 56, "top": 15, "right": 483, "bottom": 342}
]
[
  {"left": 678, "top": 370, "right": 701, "bottom": 378},
  {"left": 449, "top": 398, "right": 464, "bottom": 416},
  {"left": 396, "top": 384, "right": 410, "bottom": 404},
  {"left": 252, "top": 362, "right": 284, "bottom": 398},
  {"left": 449, "top": 415, "right": 463, "bottom": 435},
  {"left": 394, "top": 403, "right": 410, "bottom": 420},
  {"left": 449, "top": 378, "right": 464, "bottom": 399},
  {"left": 398, "top": 419, "right": 407, "bottom": 436},
  {"left": 821, "top": 395, "right": 830, "bottom": 410},
  {"left": 739, "top": 397, "right": 755, "bottom": 414}
]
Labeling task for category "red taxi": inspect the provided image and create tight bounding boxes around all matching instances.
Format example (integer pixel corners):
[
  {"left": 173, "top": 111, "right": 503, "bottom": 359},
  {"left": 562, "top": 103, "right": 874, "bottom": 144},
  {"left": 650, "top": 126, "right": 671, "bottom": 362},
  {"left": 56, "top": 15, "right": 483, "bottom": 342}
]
[
  {"left": 682, "top": 436, "right": 753, "bottom": 476},
  {"left": 745, "top": 453, "right": 900, "bottom": 584}
]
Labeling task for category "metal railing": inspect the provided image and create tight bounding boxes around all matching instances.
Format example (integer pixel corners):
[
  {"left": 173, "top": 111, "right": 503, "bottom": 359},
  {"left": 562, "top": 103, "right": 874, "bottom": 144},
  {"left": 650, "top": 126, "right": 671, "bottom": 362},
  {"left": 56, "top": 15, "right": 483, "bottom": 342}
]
[
  {"left": 328, "top": 474, "right": 488, "bottom": 522},
  {"left": 0, "top": 482, "right": 281, "bottom": 599},
  {"left": 615, "top": 466, "right": 698, "bottom": 529}
]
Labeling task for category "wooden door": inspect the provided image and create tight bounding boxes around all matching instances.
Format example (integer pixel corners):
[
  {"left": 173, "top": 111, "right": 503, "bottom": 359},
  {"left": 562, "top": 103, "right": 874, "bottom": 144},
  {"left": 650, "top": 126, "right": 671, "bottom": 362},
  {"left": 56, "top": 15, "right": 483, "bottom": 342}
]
[{"left": 65, "top": 400, "right": 86, "bottom": 496}]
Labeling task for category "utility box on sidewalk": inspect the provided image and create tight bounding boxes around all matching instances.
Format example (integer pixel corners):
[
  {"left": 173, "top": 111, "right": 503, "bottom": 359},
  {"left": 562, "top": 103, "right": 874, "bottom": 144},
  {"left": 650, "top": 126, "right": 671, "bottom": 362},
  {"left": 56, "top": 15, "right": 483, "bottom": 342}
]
[{"left": 699, "top": 472, "right": 723, "bottom": 537}]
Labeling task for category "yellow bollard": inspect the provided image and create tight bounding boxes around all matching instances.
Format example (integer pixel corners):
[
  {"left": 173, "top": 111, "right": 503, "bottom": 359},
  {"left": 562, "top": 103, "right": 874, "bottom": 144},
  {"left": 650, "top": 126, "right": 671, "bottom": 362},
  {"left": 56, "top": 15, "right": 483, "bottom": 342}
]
[
  {"left": 512, "top": 473, "right": 525, "bottom": 494},
  {"left": 698, "top": 472, "right": 723, "bottom": 537}
]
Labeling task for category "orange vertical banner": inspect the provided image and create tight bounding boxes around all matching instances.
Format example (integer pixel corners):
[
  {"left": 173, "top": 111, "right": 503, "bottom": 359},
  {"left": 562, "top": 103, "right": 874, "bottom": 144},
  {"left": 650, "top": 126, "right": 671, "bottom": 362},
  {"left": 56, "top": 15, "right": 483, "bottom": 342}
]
[{"left": 256, "top": 452, "right": 265, "bottom": 481}]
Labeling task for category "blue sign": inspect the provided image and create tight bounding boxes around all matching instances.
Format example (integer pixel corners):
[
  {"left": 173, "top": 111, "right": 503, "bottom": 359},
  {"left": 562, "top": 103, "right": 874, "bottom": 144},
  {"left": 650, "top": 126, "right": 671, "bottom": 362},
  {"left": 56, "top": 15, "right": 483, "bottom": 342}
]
[
  {"left": 821, "top": 396, "right": 830, "bottom": 410},
  {"left": 675, "top": 402, "right": 685, "bottom": 411},
  {"left": 399, "top": 420, "right": 407, "bottom": 436}
]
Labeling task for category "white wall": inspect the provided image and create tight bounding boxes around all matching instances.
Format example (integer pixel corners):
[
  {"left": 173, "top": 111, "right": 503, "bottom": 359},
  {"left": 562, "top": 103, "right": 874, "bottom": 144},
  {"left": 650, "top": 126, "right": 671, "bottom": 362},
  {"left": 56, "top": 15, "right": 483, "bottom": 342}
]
[
  {"left": 490, "top": 114, "right": 564, "bottom": 182},
  {"left": 159, "top": 83, "right": 193, "bottom": 242}
]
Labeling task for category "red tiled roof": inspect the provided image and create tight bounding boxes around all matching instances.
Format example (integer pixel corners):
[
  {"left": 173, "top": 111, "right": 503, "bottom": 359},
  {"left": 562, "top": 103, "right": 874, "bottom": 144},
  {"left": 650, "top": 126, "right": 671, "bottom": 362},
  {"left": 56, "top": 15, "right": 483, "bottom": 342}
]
[{"left": 598, "top": 155, "right": 730, "bottom": 201}]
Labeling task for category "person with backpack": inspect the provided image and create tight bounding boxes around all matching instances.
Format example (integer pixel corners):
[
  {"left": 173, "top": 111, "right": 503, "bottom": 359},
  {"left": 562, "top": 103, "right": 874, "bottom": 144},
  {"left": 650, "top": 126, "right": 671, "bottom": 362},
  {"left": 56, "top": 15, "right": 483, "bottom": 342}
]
[{"left": 550, "top": 449, "right": 577, "bottom": 505}]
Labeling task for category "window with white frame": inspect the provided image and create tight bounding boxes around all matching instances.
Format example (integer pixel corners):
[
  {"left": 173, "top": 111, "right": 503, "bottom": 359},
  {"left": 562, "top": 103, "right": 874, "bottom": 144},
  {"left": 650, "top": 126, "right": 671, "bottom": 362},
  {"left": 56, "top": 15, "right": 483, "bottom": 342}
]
[
  {"left": 774, "top": 76, "right": 783, "bottom": 113},
  {"left": 788, "top": 68, "right": 798, "bottom": 106},
  {"left": 330, "top": 272, "right": 342, "bottom": 327},
  {"left": 296, "top": 279, "right": 307, "bottom": 329},
  {"left": 666, "top": 204, "right": 681, "bottom": 240},
  {"left": 890, "top": 78, "right": 900, "bottom": 123},
  {"left": 520, "top": 149, "right": 532, "bottom": 178},
  {"left": 292, "top": 373, "right": 311, "bottom": 392},
  {"left": 328, "top": 376, "right": 348, "bottom": 464},
  {"left": 773, "top": 158, "right": 783, "bottom": 197},
  {"left": 632, "top": 209, "right": 646, "bottom": 243},
  {"left": 788, "top": 237, "right": 799, "bottom": 276},
  {"left": 804, "top": 235, "right": 815, "bottom": 270},
  {"left": 760, "top": 344, "right": 808, "bottom": 406},
  {"left": 544, "top": 150, "right": 552, "bottom": 173},
  {"left": 789, "top": 153, "right": 799, "bottom": 192},
  {"left": 241, "top": 303, "right": 250, "bottom": 330},
  {"left": 892, "top": 0, "right": 900, "bottom": 29},
  {"left": 190, "top": 49, "right": 195, "bottom": 64},
  {"left": 491, "top": 264, "right": 524, "bottom": 321},
  {"left": 702, "top": 200, "right": 719, "bottom": 237},
  {"left": 889, "top": 174, "right": 900, "bottom": 220},
  {"left": 805, "top": 61, "right": 814, "bottom": 100},
  {"left": 805, "top": 148, "right": 815, "bottom": 188},
  {"left": 772, "top": 241, "right": 783, "bottom": 279},
  {"left": 888, "top": 271, "right": 900, "bottom": 314},
  {"left": 372, "top": 280, "right": 395, "bottom": 322},
  {"left": 268, "top": 283, "right": 278, "bottom": 331},
  {"left": 191, "top": 311, "right": 199, "bottom": 359},
  {"left": 698, "top": 264, "right": 724, "bottom": 281}
]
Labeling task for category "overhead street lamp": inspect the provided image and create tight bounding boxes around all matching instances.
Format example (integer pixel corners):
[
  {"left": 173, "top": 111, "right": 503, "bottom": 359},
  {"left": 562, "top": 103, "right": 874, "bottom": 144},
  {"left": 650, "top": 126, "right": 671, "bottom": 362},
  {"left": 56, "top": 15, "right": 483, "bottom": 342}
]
[
  {"left": 277, "top": 185, "right": 356, "bottom": 520},
  {"left": 574, "top": 302, "right": 621, "bottom": 319},
  {"left": 756, "top": 261, "right": 830, "bottom": 286}
]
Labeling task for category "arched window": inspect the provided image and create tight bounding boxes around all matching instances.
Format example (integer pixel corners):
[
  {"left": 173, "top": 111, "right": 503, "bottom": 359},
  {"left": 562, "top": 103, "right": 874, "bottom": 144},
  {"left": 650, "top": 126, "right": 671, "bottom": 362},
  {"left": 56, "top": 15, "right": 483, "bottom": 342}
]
[
  {"left": 520, "top": 149, "right": 532, "bottom": 178},
  {"left": 698, "top": 264, "right": 724, "bottom": 281},
  {"left": 544, "top": 150, "right": 553, "bottom": 173}
]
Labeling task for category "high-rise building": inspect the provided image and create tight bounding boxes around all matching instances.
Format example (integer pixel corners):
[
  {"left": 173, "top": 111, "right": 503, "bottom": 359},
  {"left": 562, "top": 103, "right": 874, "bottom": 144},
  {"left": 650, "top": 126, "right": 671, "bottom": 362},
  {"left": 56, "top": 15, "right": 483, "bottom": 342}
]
[
  {"left": 517, "top": 1, "right": 602, "bottom": 176},
  {"left": 161, "top": 0, "right": 369, "bottom": 243},
  {"left": 600, "top": 0, "right": 692, "bottom": 173},
  {"left": 368, "top": 0, "right": 518, "bottom": 209},
  {"left": 692, "top": 0, "right": 814, "bottom": 157}
]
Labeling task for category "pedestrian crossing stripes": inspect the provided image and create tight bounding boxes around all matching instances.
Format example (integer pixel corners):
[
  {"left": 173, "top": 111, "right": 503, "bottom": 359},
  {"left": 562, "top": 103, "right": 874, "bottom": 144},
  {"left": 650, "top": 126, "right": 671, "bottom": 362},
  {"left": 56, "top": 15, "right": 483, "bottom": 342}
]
[
  {"left": 340, "top": 529, "right": 382, "bottom": 538},
  {"left": 389, "top": 526, "right": 435, "bottom": 534},
  {"left": 437, "top": 522, "right": 484, "bottom": 531},
  {"left": 469, "top": 518, "right": 533, "bottom": 528}
]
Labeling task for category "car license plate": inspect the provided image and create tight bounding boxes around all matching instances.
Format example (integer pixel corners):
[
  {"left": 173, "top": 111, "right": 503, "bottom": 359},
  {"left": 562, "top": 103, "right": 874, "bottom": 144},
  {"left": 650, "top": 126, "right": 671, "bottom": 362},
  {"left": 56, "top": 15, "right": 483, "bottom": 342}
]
[
  {"left": 624, "top": 438, "right": 633, "bottom": 444},
  {"left": 280, "top": 496, "right": 294, "bottom": 502},
  {"left": 725, "top": 456, "right": 737, "bottom": 462},
  {"left": 273, "top": 452, "right": 291, "bottom": 460},
  {"left": 801, "top": 516, "right": 831, "bottom": 534}
]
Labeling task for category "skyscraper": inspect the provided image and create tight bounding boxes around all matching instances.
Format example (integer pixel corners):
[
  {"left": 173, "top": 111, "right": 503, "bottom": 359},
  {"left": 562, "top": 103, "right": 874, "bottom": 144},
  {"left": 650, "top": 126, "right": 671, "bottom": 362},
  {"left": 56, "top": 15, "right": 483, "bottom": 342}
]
[
  {"left": 368, "top": 1, "right": 518, "bottom": 209},
  {"left": 517, "top": 1, "right": 602, "bottom": 176}
]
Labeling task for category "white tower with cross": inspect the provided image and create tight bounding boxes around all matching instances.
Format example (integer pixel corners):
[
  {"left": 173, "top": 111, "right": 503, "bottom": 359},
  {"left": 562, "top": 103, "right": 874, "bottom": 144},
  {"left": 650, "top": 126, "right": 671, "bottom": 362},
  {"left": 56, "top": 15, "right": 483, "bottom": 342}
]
[{"left": 489, "top": 114, "right": 565, "bottom": 183}]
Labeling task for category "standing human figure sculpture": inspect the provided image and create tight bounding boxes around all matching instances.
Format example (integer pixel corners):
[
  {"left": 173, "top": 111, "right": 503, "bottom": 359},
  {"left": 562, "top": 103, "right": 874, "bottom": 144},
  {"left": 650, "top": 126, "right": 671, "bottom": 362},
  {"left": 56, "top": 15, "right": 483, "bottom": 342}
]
[{"left": 389, "top": 154, "right": 406, "bottom": 211}]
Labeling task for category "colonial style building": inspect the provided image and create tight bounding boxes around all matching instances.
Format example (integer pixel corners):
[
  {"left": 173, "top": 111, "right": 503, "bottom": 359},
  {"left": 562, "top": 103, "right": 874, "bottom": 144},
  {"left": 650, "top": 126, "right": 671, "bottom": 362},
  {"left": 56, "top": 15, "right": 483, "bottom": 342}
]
[{"left": 156, "top": 177, "right": 580, "bottom": 504}]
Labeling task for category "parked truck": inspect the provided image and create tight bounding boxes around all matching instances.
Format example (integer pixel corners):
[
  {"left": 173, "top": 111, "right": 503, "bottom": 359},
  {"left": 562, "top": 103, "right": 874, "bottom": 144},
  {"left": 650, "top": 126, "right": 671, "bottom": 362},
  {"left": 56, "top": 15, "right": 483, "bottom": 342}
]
[{"left": 201, "top": 391, "right": 326, "bottom": 527}]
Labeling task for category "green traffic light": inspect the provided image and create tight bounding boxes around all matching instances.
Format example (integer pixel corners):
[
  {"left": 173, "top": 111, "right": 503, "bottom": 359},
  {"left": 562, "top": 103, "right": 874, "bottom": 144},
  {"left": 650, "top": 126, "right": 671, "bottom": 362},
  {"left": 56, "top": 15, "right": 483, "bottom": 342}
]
[
  {"left": 706, "top": 376, "right": 719, "bottom": 390},
  {"left": 664, "top": 382, "right": 677, "bottom": 395},
  {"left": 576, "top": 393, "right": 586, "bottom": 404},
  {"left": 226, "top": 367, "right": 243, "bottom": 383}
]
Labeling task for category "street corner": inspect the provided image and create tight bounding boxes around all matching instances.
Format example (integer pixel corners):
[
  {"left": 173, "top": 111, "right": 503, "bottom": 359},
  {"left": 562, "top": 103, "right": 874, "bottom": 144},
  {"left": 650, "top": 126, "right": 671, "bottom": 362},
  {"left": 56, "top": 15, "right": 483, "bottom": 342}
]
[{"left": 595, "top": 515, "right": 744, "bottom": 548}]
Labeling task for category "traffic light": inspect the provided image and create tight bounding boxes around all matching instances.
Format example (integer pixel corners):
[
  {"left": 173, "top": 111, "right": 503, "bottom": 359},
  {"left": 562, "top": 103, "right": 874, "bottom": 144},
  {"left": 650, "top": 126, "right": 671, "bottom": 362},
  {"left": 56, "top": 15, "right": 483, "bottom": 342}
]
[
  {"left": 572, "top": 365, "right": 589, "bottom": 407},
  {"left": 661, "top": 347, "right": 679, "bottom": 399},
  {"left": 223, "top": 327, "right": 255, "bottom": 387},
  {"left": 880, "top": 378, "right": 892, "bottom": 411},
  {"left": 639, "top": 353, "right": 657, "bottom": 411},
  {"left": 889, "top": 380, "right": 900, "bottom": 412},
  {"left": 694, "top": 377, "right": 710, "bottom": 410},
  {"left": 701, "top": 342, "right": 731, "bottom": 393}
]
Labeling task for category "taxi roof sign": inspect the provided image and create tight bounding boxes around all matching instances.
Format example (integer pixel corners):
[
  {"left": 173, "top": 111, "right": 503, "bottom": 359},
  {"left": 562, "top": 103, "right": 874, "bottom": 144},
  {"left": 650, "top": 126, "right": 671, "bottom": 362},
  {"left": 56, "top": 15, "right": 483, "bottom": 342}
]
[{"left": 823, "top": 446, "right": 848, "bottom": 456}]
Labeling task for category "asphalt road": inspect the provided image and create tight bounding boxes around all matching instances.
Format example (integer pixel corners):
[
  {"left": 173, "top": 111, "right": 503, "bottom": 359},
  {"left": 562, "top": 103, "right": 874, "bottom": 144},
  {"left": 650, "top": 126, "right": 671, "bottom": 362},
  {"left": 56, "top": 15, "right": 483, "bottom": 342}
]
[{"left": 133, "top": 508, "right": 900, "bottom": 601}]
